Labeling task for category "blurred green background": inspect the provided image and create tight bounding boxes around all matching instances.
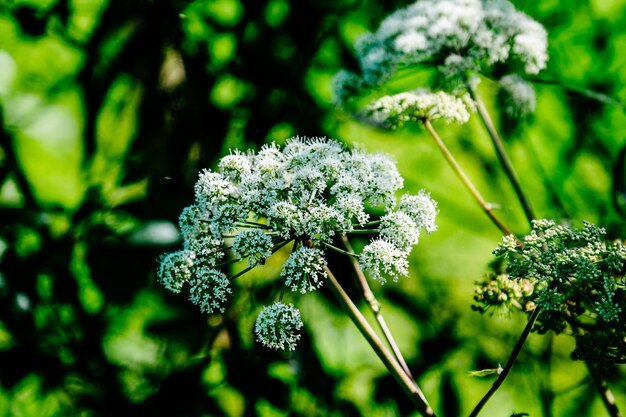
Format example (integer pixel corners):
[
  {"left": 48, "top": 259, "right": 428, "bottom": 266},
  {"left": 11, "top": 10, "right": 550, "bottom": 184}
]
[{"left": 0, "top": 0, "right": 625, "bottom": 416}]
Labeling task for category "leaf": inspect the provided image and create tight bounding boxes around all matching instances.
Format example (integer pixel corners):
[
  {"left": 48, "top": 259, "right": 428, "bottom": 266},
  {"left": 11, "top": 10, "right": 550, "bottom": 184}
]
[{"left": 468, "top": 364, "right": 503, "bottom": 378}]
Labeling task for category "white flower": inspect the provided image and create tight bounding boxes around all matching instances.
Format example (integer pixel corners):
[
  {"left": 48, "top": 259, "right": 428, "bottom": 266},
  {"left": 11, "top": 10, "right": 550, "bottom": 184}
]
[
  {"left": 512, "top": 20, "right": 548, "bottom": 74},
  {"left": 368, "top": 89, "right": 472, "bottom": 126},
  {"left": 299, "top": 204, "right": 344, "bottom": 244},
  {"left": 178, "top": 204, "right": 209, "bottom": 243},
  {"left": 194, "top": 170, "right": 237, "bottom": 210},
  {"left": 281, "top": 247, "right": 327, "bottom": 294},
  {"left": 255, "top": 302, "right": 304, "bottom": 350},
  {"left": 267, "top": 200, "right": 302, "bottom": 239},
  {"left": 398, "top": 191, "right": 438, "bottom": 233},
  {"left": 158, "top": 137, "right": 440, "bottom": 350},
  {"left": 498, "top": 74, "right": 536, "bottom": 117},
  {"left": 332, "top": 70, "right": 365, "bottom": 104},
  {"left": 358, "top": 151, "right": 404, "bottom": 208},
  {"left": 157, "top": 250, "right": 196, "bottom": 293},
  {"left": 394, "top": 31, "right": 428, "bottom": 54},
  {"left": 359, "top": 239, "right": 409, "bottom": 284},
  {"left": 334, "top": 0, "right": 548, "bottom": 107},
  {"left": 333, "top": 193, "right": 369, "bottom": 228},
  {"left": 232, "top": 229, "right": 274, "bottom": 267},
  {"left": 185, "top": 235, "right": 225, "bottom": 266},
  {"left": 218, "top": 150, "right": 252, "bottom": 182},
  {"left": 380, "top": 212, "right": 420, "bottom": 252},
  {"left": 188, "top": 267, "right": 232, "bottom": 314}
]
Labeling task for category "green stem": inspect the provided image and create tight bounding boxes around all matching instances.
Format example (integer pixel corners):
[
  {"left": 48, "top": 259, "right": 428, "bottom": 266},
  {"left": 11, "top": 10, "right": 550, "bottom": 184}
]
[
  {"left": 362, "top": 220, "right": 382, "bottom": 227},
  {"left": 345, "top": 229, "right": 380, "bottom": 234},
  {"left": 341, "top": 235, "right": 414, "bottom": 379},
  {"left": 322, "top": 242, "right": 359, "bottom": 258},
  {"left": 469, "top": 307, "right": 541, "bottom": 417},
  {"left": 236, "top": 220, "right": 272, "bottom": 229},
  {"left": 217, "top": 257, "right": 242, "bottom": 268},
  {"left": 279, "top": 240, "right": 300, "bottom": 300},
  {"left": 323, "top": 265, "right": 436, "bottom": 417},
  {"left": 271, "top": 239, "right": 292, "bottom": 253},
  {"left": 470, "top": 88, "right": 535, "bottom": 225},
  {"left": 229, "top": 265, "right": 255, "bottom": 281},
  {"left": 422, "top": 119, "right": 517, "bottom": 239},
  {"left": 567, "top": 317, "right": 623, "bottom": 417},
  {"left": 539, "top": 334, "right": 554, "bottom": 417},
  {"left": 585, "top": 360, "right": 623, "bottom": 417},
  {"left": 222, "top": 240, "right": 291, "bottom": 275}
]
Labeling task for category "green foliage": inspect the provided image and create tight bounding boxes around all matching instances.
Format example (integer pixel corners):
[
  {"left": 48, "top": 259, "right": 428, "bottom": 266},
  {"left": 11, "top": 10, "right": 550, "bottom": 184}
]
[
  {"left": 0, "top": 0, "right": 625, "bottom": 416},
  {"left": 476, "top": 220, "right": 626, "bottom": 369}
]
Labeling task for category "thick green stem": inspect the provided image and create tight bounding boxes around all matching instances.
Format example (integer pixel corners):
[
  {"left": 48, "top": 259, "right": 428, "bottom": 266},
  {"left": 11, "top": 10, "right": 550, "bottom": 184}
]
[
  {"left": 585, "top": 361, "right": 623, "bottom": 417},
  {"left": 470, "top": 88, "right": 535, "bottom": 225},
  {"left": 422, "top": 119, "right": 516, "bottom": 239},
  {"left": 567, "top": 316, "right": 622, "bottom": 417},
  {"left": 469, "top": 307, "right": 541, "bottom": 417},
  {"left": 341, "top": 235, "right": 413, "bottom": 379},
  {"left": 323, "top": 265, "right": 436, "bottom": 417}
]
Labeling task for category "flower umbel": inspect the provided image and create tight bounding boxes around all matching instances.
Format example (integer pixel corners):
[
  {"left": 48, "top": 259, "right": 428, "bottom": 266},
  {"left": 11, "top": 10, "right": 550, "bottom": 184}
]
[
  {"left": 255, "top": 302, "right": 304, "bottom": 350},
  {"left": 334, "top": 0, "right": 548, "bottom": 127},
  {"left": 282, "top": 247, "right": 327, "bottom": 294},
  {"left": 335, "top": 0, "right": 548, "bottom": 98},
  {"left": 157, "top": 137, "right": 438, "bottom": 349},
  {"left": 474, "top": 219, "right": 626, "bottom": 368},
  {"left": 359, "top": 239, "right": 410, "bottom": 285},
  {"left": 368, "top": 89, "right": 472, "bottom": 127}
]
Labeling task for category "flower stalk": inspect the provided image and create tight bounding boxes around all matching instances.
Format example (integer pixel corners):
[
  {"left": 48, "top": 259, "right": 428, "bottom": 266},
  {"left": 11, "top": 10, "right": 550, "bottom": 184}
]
[
  {"left": 470, "top": 87, "right": 536, "bottom": 225},
  {"left": 323, "top": 265, "right": 435, "bottom": 417},
  {"left": 586, "top": 360, "right": 623, "bottom": 417},
  {"left": 422, "top": 118, "right": 516, "bottom": 239},
  {"left": 341, "top": 234, "right": 413, "bottom": 379},
  {"left": 469, "top": 306, "right": 541, "bottom": 417}
]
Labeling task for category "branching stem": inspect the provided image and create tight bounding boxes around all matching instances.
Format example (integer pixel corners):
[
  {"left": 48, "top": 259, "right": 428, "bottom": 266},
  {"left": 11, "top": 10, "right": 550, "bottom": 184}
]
[
  {"left": 422, "top": 119, "right": 517, "bottom": 239},
  {"left": 323, "top": 242, "right": 359, "bottom": 258},
  {"left": 469, "top": 307, "right": 541, "bottom": 417},
  {"left": 585, "top": 360, "right": 623, "bottom": 417},
  {"left": 470, "top": 88, "right": 535, "bottom": 225},
  {"left": 341, "top": 235, "right": 414, "bottom": 379},
  {"left": 567, "top": 318, "right": 623, "bottom": 417},
  {"left": 323, "top": 265, "right": 436, "bottom": 417},
  {"left": 345, "top": 229, "right": 380, "bottom": 234}
]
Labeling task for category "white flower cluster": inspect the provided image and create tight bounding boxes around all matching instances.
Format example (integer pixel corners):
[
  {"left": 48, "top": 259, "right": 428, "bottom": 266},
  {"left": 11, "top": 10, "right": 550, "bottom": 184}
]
[
  {"left": 356, "top": 0, "right": 547, "bottom": 86},
  {"left": 335, "top": 0, "right": 548, "bottom": 117},
  {"left": 399, "top": 191, "right": 438, "bottom": 233},
  {"left": 255, "top": 302, "right": 304, "bottom": 351},
  {"left": 498, "top": 74, "right": 537, "bottom": 117},
  {"left": 232, "top": 229, "right": 274, "bottom": 268},
  {"left": 188, "top": 267, "right": 232, "bottom": 314},
  {"left": 360, "top": 239, "right": 410, "bottom": 284},
  {"left": 157, "top": 137, "right": 438, "bottom": 349},
  {"left": 158, "top": 250, "right": 196, "bottom": 294},
  {"left": 368, "top": 89, "right": 472, "bottom": 127},
  {"left": 281, "top": 247, "right": 327, "bottom": 294}
]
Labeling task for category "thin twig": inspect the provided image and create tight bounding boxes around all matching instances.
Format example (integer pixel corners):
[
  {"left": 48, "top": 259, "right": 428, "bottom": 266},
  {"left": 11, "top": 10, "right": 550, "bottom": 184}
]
[
  {"left": 323, "top": 265, "right": 436, "bottom": 417},
  {"left": 322, "top": 242, "right": 359, "bottom": 258},
  {"left": 341, "top": 235, "right": 414, "bottom": 379},
  {"left": 470, "top": 88, "right": 535, "bottom": 225},
  {"left": 422, "top": 119, "right": 517, "bottom": 239},
  {"left": 469, "top": 307, "right": 541, "bottom": 417}
]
